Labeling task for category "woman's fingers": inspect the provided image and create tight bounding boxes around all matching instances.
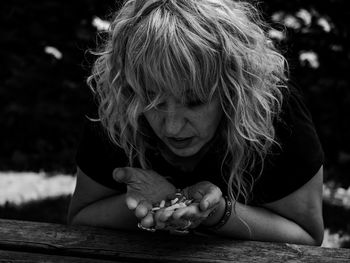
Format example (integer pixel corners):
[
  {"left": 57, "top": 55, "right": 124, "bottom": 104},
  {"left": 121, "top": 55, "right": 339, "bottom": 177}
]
[
  {"left": 125, "top": 194, "right": 140, "bottom": 210},
  {"left": 113, "top": 168, "right": 134, "bottom": 184},
  {"left": 155, "top": 209, "right": 173, "bottom": 222},
  {"left": 113, "top": 167, "right": 145, "bottom": 184},
  {"left": 135, "top": 200, "right": 152, "bottom": 219},
  {"left": 125, "top": 191, "right": 150, "bottom": 211},
  {"left": 172, "top": 206, "right": 192, "bottom": 220},
  {"left": 153, "top": 209, "right": 172, "bottom": 229},
  {"left": 200, "top": 185, "right": 222, "bottom": 211},
  {"left": 152, "top": 203, "right": 214, "bottom": 231},
  {"left": 140, "top": 212, "right": 154, "bottom": 228},
  {"left": 155, "top": 221, "right": 166, "bottom": 230},
  {"left": 172, "top": 204, "right": 201, "bottom": 220}
]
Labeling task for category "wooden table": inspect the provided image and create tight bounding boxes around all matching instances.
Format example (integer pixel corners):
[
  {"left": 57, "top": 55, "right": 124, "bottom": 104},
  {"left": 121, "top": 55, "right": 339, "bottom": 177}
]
[{"left": 0, "top": 219, "right": 349, "bottom": 262}]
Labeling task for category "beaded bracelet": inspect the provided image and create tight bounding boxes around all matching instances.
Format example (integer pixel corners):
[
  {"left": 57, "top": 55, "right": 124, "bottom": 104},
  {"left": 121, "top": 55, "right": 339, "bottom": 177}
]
[{"left": 209, "top": 195, "right": 232, "bottom": 231}]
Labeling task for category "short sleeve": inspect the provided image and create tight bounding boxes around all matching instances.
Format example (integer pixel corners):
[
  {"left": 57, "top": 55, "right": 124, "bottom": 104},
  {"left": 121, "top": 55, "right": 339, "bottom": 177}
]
[
  {"left": 250, "top": 85, "right": 324, "bottom": 204},
  {"left": 75, "top": 119, "right": 128, "bottom": 192}
]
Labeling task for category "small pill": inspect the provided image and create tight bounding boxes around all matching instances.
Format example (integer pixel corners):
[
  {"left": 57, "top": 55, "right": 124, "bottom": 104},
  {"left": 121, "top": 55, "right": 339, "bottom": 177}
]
[
  {"left": 185, "top": 200, "right": 193, "bottom": 205},
  {"left": 177, "top": 202, "right": 187, "bottom": 208},
  {"left": 171, "top": 198, "right": 179, "bottom": 205},
  {"left": 179, "top": 196, "right": 187, "bottom": 202},
  {"left": 164, "top": 203, "right": 181, "bottom": 211},
  {"left": 151, "top": 207, "right": 161, "bottom": 211},
  {"left": 159, "top": 200, "right": 165, "bottom": 208}
]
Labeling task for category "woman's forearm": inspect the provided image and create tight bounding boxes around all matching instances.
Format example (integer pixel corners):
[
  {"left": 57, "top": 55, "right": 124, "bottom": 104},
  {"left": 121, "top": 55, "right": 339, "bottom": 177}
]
[
  {"left": 69, "top": 193, "right": 138, "bottom": 230},
  {"left": 69, "top": 194, "right": 318, "bottom": 245},
  {"left": 210, "top": 201, "right": 318, "bottom": 245}
]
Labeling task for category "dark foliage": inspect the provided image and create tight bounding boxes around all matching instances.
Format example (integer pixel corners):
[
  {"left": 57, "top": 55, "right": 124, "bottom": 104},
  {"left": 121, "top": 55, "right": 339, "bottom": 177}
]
[
  {"left": 260, "top": 0, "right": 350, "bottom": 186},
  {"left": 0, "top": 0, "right": 119, "bottom": 173},
  {"left": 1, "top": 0, "right": 349, "bottom": 180}
]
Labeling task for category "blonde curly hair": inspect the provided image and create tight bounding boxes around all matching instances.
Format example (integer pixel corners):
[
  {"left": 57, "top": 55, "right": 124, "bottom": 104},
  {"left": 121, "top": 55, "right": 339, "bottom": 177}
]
[{"left": 87, "top": 0, "right": 288, "bottom": 204}]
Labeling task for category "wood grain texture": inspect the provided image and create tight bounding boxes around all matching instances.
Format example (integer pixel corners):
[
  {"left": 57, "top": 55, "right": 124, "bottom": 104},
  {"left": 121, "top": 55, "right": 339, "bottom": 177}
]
[
  {"left": 0, "top": 249, "right": 119, "bottom": 263},
  {"left": 0, "top": 219, "right": 349, "bottom": 262}
]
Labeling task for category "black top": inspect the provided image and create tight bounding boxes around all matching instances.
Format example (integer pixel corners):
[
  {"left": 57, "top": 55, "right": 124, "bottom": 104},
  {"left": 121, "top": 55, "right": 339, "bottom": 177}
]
[{"left": 76, "top": 85, "right": 324, "bottom": 204}]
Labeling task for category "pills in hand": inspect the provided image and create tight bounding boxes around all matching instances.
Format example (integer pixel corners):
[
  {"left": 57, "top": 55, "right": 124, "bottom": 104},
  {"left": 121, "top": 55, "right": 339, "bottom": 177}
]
[{"left": 137, "top": 192, "right": 195, "bottom": 234}]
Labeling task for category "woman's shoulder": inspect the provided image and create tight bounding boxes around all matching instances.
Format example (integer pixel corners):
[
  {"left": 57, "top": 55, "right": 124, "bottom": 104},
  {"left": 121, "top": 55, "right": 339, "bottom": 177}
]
[
  {"left": 250, "top": 80, "right": 324, "bottom": 204},
  {"left": 274, "top": 80, "right": 317, "bottom": 138},
  {"left": 75, "top": 118, "right": 129, "bottom": 190}
]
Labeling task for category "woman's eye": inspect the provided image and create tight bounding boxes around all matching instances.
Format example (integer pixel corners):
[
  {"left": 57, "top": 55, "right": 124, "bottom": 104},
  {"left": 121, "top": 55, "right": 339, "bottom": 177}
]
[
  {"left": 156, "top": 101, "right": 166, "bottom": 109},
  {"left": 186, "top": 100, "right": 204, "bottom": 108}
]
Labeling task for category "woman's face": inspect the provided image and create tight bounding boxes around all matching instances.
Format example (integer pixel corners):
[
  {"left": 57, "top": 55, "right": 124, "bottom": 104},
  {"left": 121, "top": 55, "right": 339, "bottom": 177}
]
[{"left": 144, "top": 94, "right": 223, "bottom": 157}]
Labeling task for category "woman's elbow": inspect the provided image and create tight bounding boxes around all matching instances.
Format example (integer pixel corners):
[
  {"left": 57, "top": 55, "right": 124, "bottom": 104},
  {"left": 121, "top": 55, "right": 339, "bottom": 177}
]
[
  {"left": 295, "top": 229, "right": 323, "bottom": 246},
  {"left": 67, "top": 208, "right": 78, "bottom": 225},
  {"left": 305, "top": 234, "right": 323, "bottom": 246},
  {"left": 302, "top": 220, "right": 324, "bottom": 246},
  {"left": 67, "top": 201, "right": 84, "bottom": 226},
  {"left": 314, "top": 236, "right": 324, "bottom": 246},
  {"left": 312, "top": 224, "right": 324, "bottom": 246},
  {"left": 67, "top": 210, "right": 88, "bottom": 227}
]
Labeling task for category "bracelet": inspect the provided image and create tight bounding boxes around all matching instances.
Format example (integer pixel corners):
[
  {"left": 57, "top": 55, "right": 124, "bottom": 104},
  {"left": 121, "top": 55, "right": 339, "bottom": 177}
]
[{"left": 209, "top": 195, "right": 232, "bottom": 231}]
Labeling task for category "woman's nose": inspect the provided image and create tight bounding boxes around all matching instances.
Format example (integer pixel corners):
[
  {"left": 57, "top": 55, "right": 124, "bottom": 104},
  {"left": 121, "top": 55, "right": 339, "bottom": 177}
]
[{"left": 163, "top": 102, "right": 186, "bottom": 136}]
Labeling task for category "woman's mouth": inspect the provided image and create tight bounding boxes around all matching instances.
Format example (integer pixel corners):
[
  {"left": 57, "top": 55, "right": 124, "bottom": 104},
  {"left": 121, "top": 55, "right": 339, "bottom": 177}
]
[{"left": 166, "top": 137, "right": 194, "bottom": 149}]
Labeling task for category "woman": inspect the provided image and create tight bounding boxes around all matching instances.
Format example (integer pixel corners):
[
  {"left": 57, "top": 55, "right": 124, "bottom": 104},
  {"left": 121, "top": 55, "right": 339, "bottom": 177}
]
[{"left": 68, "top": 0, "right": 324, "bottom": 245}]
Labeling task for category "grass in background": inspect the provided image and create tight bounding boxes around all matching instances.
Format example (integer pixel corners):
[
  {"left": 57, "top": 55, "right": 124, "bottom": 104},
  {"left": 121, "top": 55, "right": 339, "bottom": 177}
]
[{"left": 0, "top": 172, "right": 75, "bottom": 224}]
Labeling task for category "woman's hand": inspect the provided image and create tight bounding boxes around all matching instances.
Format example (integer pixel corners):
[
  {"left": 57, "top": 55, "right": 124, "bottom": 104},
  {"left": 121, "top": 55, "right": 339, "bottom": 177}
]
[
  {"left": 113, "top": 167, "right": 176, "bottom": 228},
  {"left": 154, "top": 181, "right": 223, "bottom": 230},
  {"left": 182, "top": 181, "right": 223, "bottom": 211}
]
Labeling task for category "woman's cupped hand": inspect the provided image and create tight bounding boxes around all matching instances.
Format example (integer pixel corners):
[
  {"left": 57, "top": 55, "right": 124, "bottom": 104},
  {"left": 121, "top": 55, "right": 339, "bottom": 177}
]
[
  {"left": 113, "top": 168, "right": 223, "bottom": 232},
  {"left": 155, "top": 181, "right": 223, "bottom": 230},
  {"left": 113, "top": 167, "right": 176, "bottom": 228}
]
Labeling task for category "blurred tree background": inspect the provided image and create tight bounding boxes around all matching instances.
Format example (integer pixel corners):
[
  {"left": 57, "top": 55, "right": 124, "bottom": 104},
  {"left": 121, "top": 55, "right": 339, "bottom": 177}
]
[{"left": 0, "top": 0, "right": 349, "bottom": 246}]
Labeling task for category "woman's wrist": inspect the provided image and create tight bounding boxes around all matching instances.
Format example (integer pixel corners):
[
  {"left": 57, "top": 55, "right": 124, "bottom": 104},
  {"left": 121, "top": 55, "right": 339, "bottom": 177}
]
[{"left": 201, "top": 196, "right": 226, "bottom": 227}]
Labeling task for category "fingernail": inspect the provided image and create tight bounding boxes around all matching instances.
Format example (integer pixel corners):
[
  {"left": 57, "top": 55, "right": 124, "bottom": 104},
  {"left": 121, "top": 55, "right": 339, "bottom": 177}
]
[
  {"left": 126, "top": 197, "right": 138, "bottom": 210},
  {"left": 202, "top": 200, "right": 209, "bottom": 210},
  {"left": 113, "top": 169, "right": 123, "bottom": 181}
]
